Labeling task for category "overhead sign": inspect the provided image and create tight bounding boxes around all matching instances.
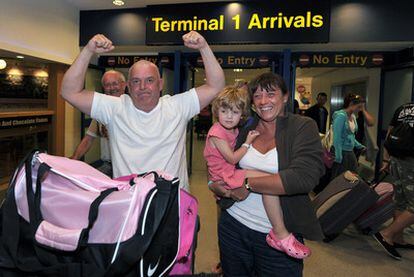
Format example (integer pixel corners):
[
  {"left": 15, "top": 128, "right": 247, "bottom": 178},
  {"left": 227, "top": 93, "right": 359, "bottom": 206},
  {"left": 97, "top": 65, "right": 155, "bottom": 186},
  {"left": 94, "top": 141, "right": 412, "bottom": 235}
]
[
  {"left": 188, "top": 52, "right": 280, "bottom": 68},
  {"left": 295, "top": 52, "right": 386, "bottom": 67},
  {"left": 146, "top": 1, "right": 330, "bottom": 45},
  {"left": 98, "top": 55, "right": 173, "bottom": 68},
  {"left": 0, "top": 116, "right": 51, "bottom": 129}
]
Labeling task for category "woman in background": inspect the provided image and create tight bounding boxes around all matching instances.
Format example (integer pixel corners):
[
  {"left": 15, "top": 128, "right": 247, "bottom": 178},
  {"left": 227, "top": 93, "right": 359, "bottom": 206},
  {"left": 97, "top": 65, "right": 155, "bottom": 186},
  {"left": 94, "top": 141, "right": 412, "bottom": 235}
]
[{"left": 331, "top": 93, "right": 366, "bottom": 179}]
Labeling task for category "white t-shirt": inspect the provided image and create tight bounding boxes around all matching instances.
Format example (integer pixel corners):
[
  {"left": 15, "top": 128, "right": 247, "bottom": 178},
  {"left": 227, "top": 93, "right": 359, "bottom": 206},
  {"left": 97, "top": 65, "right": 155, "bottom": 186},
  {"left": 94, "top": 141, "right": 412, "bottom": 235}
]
[
  {"left": 91, "top": 89, "right": 200, "bottom": 191},
  {"left": 227, "top": 146, "right": 278, "bottom": 233},
  {"left": 86, "top": 119, "right": 111, "bottom": 162}
]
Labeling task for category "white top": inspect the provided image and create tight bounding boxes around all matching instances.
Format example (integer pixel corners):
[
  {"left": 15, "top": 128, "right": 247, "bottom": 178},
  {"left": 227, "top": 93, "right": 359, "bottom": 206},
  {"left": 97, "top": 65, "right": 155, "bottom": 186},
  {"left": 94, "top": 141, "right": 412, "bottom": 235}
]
[
  {"left": 227, "top": 146, "right": 278, "bottom": 233},
  {"left": 86, "top": 119, "right": 111, "bottom": 162},
  {"left": 91, "top": 89, "right": 200, "bottom": 191}
]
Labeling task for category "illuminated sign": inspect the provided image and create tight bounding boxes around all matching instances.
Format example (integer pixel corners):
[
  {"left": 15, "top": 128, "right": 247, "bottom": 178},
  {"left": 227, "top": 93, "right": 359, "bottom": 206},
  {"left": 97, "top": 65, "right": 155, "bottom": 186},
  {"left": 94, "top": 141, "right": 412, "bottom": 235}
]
[
  {"left": 188, "top": 52, "right": 280, "bottom": 68},
  {"left": 146, "top": 1, "right": 330, "bottom": 45},
  {"left": 99, "top": 55, "right": 172, "bottom": 68},
  {"left": 0, "top": 116, "right": 51, "bottom": 129},
  {"left": 295, "top": 52, "right": 386, "bottom": 67}
]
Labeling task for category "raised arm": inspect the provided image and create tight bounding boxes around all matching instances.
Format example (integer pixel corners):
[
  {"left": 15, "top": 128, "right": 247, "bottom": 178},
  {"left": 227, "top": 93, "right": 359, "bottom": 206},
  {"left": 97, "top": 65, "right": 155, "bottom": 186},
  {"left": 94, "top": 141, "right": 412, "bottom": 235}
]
[
  {"left": 182, "top": 31, "right": 225, "bottom": 110},
  {"left": 362, "top": 105, "right": 375, "bottom": 127},
  {"left": 60, "top": 34, "right": 114, "bottom": 115}
]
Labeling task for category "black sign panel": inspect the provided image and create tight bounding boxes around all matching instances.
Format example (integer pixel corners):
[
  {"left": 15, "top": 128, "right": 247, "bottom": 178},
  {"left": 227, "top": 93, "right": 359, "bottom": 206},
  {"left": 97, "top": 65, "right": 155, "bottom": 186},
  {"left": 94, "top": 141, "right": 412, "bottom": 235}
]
[
  {"left": 146, "top": 1, "right": 330, "bottom": 45},
  {"left": 98, "top": 55, "right": 173, "bottom": 68},
  {"left": 187, "top": 52, "right": 280, "bottom": 68},
  {"left": 0, "top": 115, "right": 51, "bottom": 129},
  {"left": 294, "top": 52, "right": 388, "bottom": 67}
]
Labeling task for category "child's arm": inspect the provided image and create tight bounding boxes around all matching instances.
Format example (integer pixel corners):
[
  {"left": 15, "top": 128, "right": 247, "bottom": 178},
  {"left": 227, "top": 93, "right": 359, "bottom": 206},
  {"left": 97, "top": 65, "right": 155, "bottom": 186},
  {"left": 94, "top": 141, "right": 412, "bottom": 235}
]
[{"left": 210, "top": 130, "right": 260, "bottom": 165}]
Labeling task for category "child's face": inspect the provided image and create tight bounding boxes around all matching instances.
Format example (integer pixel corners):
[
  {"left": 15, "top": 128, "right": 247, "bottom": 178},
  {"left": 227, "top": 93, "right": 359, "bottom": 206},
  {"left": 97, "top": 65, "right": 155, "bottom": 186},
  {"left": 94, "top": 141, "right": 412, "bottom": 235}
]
[{"left": 218, "top": 106, "right": 242, "bottom": 130}]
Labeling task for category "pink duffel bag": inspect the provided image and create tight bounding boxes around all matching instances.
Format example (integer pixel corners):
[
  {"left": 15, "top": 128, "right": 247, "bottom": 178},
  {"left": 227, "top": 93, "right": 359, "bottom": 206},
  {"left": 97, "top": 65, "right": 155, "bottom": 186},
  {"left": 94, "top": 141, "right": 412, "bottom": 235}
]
[{"left": 0, "top": 150, "right": 197, "bottom": 277}]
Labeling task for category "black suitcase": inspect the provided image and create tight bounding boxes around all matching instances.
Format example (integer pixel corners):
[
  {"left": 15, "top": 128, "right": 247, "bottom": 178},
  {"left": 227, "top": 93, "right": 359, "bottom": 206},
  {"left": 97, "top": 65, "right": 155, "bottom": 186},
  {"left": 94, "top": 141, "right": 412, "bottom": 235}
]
[
  {"left": 312, "top": 171, "right": 379, "bottom": 241},
  {"left": 354, "top": 178, "right": 395, "bottom": 235}
]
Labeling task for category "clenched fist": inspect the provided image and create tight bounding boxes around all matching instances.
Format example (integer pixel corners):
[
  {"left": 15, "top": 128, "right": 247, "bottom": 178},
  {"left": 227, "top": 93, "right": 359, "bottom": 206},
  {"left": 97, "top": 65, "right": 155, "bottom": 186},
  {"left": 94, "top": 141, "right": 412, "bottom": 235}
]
[
  {"left": 182, "top": 31, "right": 207, "bottom": 50},
  {"left": 86, "top": 34, "right": 114, "bottom": 54}
]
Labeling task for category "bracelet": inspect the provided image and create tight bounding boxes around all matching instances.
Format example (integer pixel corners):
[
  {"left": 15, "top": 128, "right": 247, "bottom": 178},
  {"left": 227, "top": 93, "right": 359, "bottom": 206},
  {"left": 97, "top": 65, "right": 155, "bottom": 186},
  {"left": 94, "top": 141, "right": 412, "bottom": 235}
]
[
  {"left": 242, "top": 143, "right": 251, "bottom": 149},
  {"left": 383, "top": 159, "right": 390, "bottom": 163}
]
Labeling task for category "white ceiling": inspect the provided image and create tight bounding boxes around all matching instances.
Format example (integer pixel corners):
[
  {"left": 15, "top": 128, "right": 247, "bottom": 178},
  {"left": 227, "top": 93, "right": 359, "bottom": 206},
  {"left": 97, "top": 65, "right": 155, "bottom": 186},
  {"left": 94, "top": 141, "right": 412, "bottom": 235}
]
[{"left": 65, "top": 0, "right": 233, "bottom": 10}]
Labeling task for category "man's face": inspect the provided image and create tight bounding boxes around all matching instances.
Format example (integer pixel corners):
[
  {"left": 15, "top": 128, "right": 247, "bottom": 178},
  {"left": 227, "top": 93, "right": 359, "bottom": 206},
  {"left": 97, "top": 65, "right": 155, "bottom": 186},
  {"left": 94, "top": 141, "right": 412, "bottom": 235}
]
[
  {"left": 128, "top": 62, "right": 163, "bottom": 113},
  {"left": 317, "top": 95, "right": 327, "bottom": 106},
  {"left": 102, "top": 73, "right": 126, "bottom": 97}
]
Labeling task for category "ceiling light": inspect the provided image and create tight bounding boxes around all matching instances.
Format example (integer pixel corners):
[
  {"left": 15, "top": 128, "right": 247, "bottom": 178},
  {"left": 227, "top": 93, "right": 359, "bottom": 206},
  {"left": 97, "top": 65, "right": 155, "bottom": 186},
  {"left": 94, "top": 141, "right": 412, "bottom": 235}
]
[
  {"left": 113, "top": 0, "right": 125, "bottom": 6},
  {"left": 34, "top": 69, "right": 48, "bottom": 78},
  {"left": 0, "top": 59, "right": 6, "bottom": 70},
  {"left": 16, "top": 55, "right": 24, "bottom": 59},
  {"left": 8, "top": 68, "right": 23, "bottom": 76}
]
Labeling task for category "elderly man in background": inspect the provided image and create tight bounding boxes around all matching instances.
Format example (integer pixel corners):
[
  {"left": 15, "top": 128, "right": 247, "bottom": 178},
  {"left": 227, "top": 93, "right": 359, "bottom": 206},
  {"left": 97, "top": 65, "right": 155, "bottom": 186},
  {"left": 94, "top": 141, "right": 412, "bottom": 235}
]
[{"left": 70, "top": 70, "right": 127, "bottom": 178}]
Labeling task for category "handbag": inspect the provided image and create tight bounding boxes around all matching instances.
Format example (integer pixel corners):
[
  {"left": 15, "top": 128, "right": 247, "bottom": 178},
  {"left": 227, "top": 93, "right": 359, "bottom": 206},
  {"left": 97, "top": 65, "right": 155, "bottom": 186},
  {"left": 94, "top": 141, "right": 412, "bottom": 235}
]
[{"left": 321, "top": 125, "right": 334, "bottom": 168}]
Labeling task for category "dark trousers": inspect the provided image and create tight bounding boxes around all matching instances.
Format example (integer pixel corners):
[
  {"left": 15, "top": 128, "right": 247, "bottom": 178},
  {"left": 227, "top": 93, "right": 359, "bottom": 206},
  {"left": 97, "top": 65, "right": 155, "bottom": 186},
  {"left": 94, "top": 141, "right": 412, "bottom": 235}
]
[
  {"left": 331, "top": 150, "right": 358, "bottom": 180},
  {"left": 218, "top": 211, "right": 303, "bottom": 277}
]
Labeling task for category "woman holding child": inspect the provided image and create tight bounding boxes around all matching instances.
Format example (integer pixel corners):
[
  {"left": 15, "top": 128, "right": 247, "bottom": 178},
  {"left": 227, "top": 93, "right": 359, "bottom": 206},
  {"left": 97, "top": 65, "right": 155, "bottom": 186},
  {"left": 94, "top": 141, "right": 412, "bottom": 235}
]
[{"left": 208, "top": 73, "right": 325, "bottom": 276}]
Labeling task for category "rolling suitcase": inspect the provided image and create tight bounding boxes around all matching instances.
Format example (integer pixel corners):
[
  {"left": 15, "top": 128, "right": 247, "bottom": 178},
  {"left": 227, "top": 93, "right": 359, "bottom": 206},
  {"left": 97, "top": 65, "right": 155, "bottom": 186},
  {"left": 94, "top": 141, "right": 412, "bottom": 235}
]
[
  {"left": 312, "top": 171, "right": 379, "bottom": 241},
  {"left": 354, "top": 181, "right": 395, "bottom": 235}
]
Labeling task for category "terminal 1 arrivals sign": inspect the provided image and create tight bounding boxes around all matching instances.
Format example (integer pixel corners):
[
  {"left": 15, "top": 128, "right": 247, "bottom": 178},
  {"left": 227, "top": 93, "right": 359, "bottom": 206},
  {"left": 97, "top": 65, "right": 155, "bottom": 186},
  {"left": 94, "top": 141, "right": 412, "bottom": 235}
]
[
  {"left": 146, "top": 1, "right": 330, "bottom": 45},
  {"left": 294, "top": 52, "right": 387, "bottom": 67}
]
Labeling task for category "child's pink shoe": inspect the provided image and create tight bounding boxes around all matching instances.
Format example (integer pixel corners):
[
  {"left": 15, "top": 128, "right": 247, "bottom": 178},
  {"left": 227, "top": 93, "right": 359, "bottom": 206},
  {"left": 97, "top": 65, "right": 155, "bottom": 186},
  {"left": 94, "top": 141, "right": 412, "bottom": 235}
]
[{"left": 266, "top": 230, "right": 311, "bottom": 259}]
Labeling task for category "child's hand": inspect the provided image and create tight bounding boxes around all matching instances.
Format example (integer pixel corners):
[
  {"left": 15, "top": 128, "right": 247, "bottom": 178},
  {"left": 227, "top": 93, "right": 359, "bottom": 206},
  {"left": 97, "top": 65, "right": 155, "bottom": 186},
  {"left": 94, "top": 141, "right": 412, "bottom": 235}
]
[{"left": 245, "top": 130, "right": 260, "bottom": 144}]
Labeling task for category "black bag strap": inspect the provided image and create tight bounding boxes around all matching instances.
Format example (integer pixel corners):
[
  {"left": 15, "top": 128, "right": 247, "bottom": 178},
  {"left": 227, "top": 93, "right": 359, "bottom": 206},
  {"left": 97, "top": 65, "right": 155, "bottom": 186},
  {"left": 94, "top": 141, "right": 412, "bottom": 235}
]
[
  {"left": 0, "top": 150, "right": 48, "bottom": 272},
  {"left": 78, "top": 187, "right": 118, "bottom": 246}
]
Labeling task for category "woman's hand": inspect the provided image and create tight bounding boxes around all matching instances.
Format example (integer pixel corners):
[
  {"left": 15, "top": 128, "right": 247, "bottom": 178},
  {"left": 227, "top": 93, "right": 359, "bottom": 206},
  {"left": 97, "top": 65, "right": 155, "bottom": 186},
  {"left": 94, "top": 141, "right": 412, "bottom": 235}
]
[
  {"left": 380, "top": 160, "right": 390, "bottom": 173},
  {"left": 208, "top": 180, "right": 231, "bottom": 198},
  {"left": 229, "top": 186, "right": 250, "bottom": 202}
]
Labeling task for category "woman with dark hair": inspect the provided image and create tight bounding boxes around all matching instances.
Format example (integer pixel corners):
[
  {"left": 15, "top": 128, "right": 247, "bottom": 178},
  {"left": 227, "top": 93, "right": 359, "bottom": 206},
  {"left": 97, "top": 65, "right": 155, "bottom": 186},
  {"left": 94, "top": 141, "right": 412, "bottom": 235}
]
[
  {"left": 209, "top": 72, "right": 324, "bottom": 276},
  {"left": 331, "top": 93, "right": 366, "bottom": 179}
]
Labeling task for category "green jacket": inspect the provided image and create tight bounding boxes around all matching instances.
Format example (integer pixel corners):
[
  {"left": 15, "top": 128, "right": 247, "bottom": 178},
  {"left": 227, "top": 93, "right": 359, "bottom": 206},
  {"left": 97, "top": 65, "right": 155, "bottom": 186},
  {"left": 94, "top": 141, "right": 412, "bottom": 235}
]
[
  {"left": 332, "top": 109, "right": 364, "bottom": 163},
  {"left": 236, "top": 112, "right": 325, "bottom": 240}
]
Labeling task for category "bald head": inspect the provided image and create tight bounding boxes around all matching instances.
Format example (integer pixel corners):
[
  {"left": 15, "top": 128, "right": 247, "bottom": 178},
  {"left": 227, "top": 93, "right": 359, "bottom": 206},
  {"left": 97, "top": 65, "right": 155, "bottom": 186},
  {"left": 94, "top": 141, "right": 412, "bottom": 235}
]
[
  {"left": 101, "top": 70, "right": 126, "bottom": 97},
  {"left": 128, "top": 60, "right": 160, "bottom": 81},
  {"left": 127, "top": 60, "right": 164, "bottom": 112}
]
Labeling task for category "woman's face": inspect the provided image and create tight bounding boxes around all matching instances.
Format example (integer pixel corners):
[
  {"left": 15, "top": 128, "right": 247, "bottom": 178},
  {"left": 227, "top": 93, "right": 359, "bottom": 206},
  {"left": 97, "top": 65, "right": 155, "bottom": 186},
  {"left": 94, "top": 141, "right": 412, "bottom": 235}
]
[
  {"left": 252, "top": 86, "right": 288, "bottom": 122},
  {"left": 349, "top": 103, "right": 363, "bottom": 114}
]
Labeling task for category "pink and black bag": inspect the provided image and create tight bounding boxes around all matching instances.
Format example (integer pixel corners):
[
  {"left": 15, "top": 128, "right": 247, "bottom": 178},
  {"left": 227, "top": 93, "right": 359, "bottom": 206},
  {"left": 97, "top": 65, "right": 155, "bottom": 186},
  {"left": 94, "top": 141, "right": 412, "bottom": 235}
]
[
  {"left": 0, "top": 150, "right": 198, "bottom": 276},
  {"left": 115, "top": 175, "right": 199, "bottom": 276}
]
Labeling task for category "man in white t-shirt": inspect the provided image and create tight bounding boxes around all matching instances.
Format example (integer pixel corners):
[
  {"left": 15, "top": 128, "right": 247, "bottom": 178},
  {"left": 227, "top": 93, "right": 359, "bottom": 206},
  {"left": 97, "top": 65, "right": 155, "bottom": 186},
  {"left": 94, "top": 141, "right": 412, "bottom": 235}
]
[
  {"left": 61, "top": 31, "right": 225, "bottom": 191},
  {"left": 70, "top": 70, "right": 127, "bottom": 177}
]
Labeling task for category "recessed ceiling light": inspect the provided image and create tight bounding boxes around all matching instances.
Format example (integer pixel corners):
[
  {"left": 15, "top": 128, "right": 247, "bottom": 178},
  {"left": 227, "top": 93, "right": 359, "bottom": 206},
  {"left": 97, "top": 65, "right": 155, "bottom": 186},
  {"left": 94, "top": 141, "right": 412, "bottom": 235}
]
[
  {"left": 16, "top": 55, "right": 24, "bottom": 59},
  {"left": 0, "top": 59, "right": 6, "bottom": 70},
  {"left": 113, "top": 0, "right": 125, "bottom": 6}
]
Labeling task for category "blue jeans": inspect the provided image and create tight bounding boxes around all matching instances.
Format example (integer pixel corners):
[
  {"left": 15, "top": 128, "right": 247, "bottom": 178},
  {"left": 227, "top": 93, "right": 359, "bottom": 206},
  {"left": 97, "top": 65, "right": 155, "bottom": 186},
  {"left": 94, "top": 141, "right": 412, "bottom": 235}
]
[{"left": 218, "top": 211, "right": 303, "bottom": 277}]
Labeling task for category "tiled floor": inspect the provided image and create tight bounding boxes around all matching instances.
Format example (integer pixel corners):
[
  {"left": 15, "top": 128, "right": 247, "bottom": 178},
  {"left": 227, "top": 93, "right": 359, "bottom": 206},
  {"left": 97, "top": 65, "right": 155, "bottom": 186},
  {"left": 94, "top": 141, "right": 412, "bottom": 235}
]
[{"left": 189, "top": 135, "right": 414, "bottom": 276}]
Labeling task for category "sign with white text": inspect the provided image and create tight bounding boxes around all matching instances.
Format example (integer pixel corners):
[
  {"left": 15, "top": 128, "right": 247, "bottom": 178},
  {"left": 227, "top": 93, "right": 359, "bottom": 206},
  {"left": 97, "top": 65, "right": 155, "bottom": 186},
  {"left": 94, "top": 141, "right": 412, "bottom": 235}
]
[{"left": 295, "top": 52, "right": 387, "bottom": 67}]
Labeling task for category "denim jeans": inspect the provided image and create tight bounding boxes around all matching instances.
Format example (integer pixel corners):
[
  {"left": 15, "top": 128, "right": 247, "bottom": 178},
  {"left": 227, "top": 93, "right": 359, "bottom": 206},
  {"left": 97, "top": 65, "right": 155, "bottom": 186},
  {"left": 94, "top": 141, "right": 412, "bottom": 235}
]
[{"left": 218, "top": 211, "right": 303, "bottom": 277}]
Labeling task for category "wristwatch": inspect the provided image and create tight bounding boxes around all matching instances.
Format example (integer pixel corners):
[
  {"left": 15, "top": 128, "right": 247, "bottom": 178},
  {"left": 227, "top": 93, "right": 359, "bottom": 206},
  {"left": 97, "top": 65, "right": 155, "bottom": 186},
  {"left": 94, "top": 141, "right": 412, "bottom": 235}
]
[{"left": 244, "top": 179, "right": 251, "bottom": 191}]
